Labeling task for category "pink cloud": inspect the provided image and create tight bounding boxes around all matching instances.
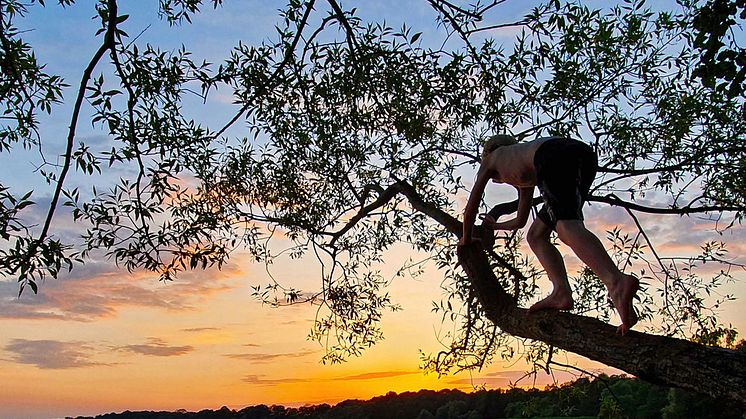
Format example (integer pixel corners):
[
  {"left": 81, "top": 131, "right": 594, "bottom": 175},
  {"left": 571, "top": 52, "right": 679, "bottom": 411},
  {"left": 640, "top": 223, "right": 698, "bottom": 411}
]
[
  {"left": 241, "top": 369, "right": 422, "bottom": 386},
  {"left": 3, "top": 339, "right": 111, "bottom": 369},
  {"left": 0, "top": 259, "right": 242, "bottom": 322},
  {"left": 224, "top": 349, "right": 318, "bottom": 362}
]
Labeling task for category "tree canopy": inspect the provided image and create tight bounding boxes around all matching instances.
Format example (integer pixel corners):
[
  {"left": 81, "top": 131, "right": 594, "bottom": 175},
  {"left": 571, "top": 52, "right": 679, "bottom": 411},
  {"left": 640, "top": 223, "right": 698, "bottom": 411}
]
[{"left": 1, "top": 0, "right": 745, "bottom": 403}]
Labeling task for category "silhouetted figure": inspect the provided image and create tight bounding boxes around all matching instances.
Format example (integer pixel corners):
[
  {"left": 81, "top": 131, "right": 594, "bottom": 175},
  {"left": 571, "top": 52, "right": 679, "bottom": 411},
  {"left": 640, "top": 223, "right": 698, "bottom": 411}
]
[{"left": 459, "top": 135, "right": 639, "bottom": 334}]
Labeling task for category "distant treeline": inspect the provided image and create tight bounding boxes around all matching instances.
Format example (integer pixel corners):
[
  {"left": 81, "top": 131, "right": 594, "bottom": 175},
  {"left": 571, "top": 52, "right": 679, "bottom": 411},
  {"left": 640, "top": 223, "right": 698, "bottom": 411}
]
[{"left": 73, "top": 375, "right": 745, "bottom": 419}]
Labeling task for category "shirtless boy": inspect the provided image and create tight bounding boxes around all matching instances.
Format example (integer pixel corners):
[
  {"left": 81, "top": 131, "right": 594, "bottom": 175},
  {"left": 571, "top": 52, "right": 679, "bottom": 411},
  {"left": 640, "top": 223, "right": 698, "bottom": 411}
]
[{"left": 458, "top": 135, "right": 639, "bottom": 334}]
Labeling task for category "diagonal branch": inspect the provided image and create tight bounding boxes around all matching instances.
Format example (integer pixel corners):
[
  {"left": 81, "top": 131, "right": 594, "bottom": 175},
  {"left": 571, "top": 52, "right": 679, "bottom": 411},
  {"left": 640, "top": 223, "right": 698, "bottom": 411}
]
[
  {"left": 465, "top": 20, "right": 528, "bottom": 35},
  {"left": 396, "top": 180, "right": 461, "bottom": 235},
  {"left": 34, "top": 0, "right": 119, "bottom": 252},
  {"left": 328, "top": 179, "right": 463, "bottom": 246},
  {"left": 328, "top": 183, "right": 401, "bottom": 246},
  {"left": 430, "top": 0, "right": 482, "bottom": 19},
  {"left": 327, "top": 0, "right": 358, "bottom": 56}
]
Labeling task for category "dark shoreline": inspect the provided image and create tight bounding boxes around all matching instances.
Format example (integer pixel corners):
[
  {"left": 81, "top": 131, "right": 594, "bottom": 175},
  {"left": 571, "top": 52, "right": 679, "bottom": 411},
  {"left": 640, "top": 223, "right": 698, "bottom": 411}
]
[{"left": 69, "top": 375, "right": 745, "bottom": 419}]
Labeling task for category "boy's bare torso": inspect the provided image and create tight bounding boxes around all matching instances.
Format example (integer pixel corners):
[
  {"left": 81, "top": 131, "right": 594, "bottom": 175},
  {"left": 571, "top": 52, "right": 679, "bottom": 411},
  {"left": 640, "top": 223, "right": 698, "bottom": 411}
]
[{"left": 483, "top": 138, "right": 551, "bottom": 187}]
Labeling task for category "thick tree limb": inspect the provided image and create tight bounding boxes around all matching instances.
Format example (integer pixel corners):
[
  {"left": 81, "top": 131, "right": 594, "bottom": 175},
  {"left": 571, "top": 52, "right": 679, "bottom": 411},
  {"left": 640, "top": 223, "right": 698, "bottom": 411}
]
[
  {"left": 328, "top": 180, "right": 463, "bottom": 245},
  {"left": 396, "top": 180, "right": 462, "bottom": 235},
  {"left": 384, "top": 181, "right": 746, "bottom": 403},
  {"left": 458, "top": 243, "right": 746, "bottom": 404}
]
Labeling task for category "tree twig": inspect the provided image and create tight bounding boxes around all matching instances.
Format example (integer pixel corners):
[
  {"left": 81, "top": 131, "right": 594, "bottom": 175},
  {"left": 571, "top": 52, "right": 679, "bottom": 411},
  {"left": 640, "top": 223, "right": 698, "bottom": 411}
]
[
  {"left": 212, "top": 0, "right": 317, "bottom": 140},
  {"left": 588, "top": 193, "right": 742, "bottom": 215},
  {"left": 465, "top": 20, "right": 528, "bottom": 35}
]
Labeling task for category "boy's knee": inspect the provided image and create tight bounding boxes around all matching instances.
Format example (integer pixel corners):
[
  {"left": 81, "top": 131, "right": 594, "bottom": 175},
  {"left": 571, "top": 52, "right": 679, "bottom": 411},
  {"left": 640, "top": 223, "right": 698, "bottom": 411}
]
[
  {"left": 555, "top": 220, "right": 584, "bottom": 244},
  {"left": 527, "top": 222, "right": 550, "bottom": 248}
]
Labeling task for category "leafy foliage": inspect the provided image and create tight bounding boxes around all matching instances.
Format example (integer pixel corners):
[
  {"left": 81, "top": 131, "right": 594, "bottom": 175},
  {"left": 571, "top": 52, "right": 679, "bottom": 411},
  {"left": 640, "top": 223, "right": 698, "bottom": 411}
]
[
  {"left": 1, "top": 0, "right": 744, "bottom": 386},
  {"left": 692, "top": 0, "right": 746, "bottom": 97}
]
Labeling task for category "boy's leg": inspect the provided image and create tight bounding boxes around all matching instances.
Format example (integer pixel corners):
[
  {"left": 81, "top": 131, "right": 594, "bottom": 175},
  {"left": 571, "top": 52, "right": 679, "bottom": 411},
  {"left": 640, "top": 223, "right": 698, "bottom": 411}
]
[
  {"left": 527, "top": 218, "right": 573, "bottom": 311},
  {"left": 555, "top": 219, "right": 639, "bottom": 333}
]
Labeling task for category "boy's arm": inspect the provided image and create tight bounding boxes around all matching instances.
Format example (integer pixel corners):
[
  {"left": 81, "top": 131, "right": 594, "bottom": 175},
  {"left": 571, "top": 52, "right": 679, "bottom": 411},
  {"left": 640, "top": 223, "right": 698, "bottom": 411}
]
[
  {"left": 484, "top": 186, "right": 534, "bottom": 231},
  {"left": 460, "top": 166, "right": 492, "bottom": 245}
]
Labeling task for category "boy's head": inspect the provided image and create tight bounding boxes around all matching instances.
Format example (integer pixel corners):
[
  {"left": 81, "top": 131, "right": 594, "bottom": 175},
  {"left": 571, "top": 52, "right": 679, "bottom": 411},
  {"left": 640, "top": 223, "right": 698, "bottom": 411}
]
[{"left": 482, "top": 134, "right": 517, "bottom": 159}]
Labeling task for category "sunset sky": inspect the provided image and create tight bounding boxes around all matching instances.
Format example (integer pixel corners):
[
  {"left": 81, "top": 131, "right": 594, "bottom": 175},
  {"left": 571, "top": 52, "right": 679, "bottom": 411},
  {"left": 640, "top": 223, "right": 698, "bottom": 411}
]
[{"left": 1, "top": 1, "right": 745, "bottom": 418}]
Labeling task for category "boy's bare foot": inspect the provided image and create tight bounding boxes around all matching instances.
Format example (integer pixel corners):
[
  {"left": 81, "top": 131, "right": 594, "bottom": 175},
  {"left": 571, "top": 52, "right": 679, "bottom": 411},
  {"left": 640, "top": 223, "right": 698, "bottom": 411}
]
[
  {"left": 529, "top": 288, "right": 574, "bottom": 312},
  {"left": 609, "top": 274, "right": 639, "bottom": 335}
]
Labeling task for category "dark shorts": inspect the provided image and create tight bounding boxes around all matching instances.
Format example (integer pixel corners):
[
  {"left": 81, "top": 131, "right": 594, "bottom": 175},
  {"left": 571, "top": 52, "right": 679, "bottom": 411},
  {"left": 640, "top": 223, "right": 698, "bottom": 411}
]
[{"left": 534, "top": 138, "right": 598, "bottom": 230}]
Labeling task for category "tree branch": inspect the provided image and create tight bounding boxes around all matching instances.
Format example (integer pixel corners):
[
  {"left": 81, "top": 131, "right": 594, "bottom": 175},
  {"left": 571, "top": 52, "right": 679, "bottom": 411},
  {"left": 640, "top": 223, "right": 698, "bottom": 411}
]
[
  {"left": 327, "top": 179, "right": 465, "bottom": 246},
  {"left": 34, "top": 0, "right": 119, "bottom": 251},
  {"left": 430, "top": 0, "right": 482, "bottom": 19},
  {"left": 588, "top": 193, "right": 743, "bottom": 215},
  {"left": 107, "top": 3, "right": 164, "bottom": 265},
  {"left": 465, "top": 20, "right": 528, "bottom": 35},
  {"left": 384, "top": 181, "right": 746, "bottom": 403},
  {"left": 328, "top": 183, "right": 401, "bottom": 246},
  {"left": 327, "top": 0, "right": 358, "bottom": 56},
  {"left": 212, "top": 0, "right": 317, "bottom": 139},
  {"left": 427, "top": 0, "right": 487, "bottom": 72},
  {"left": 396, "top": 180, "right": 462, "bottom": 235}
]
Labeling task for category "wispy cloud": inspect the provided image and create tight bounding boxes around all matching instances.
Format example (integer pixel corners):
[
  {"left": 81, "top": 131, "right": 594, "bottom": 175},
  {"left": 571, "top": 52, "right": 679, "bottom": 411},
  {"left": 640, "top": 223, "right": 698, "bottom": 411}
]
[
  {"left": 117, "top": 338, "right": 194, "bottom": 357},
  {"left": 4, "top": 339, "right": 108, "bottom": 369},
  {"left": 584, "top": 205, "right": 746, "bottom": 273},
  {"left": 332, "top": 371, "right": 419, "bottom": 381},
  {"left": 224, "top": 349, "right": 317, "bottom": 362},
  {"left": 0, "top": 258, "right": 241, "bottom": 322},
  {"left": 242, "top": 370, "right": 421, "bottom": 386},
  {"left": 242, "top": 374, "right": 310, "bottom": 385},
  {"left": 181, "top": 327, "right": 221, "bottom": 333}
]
